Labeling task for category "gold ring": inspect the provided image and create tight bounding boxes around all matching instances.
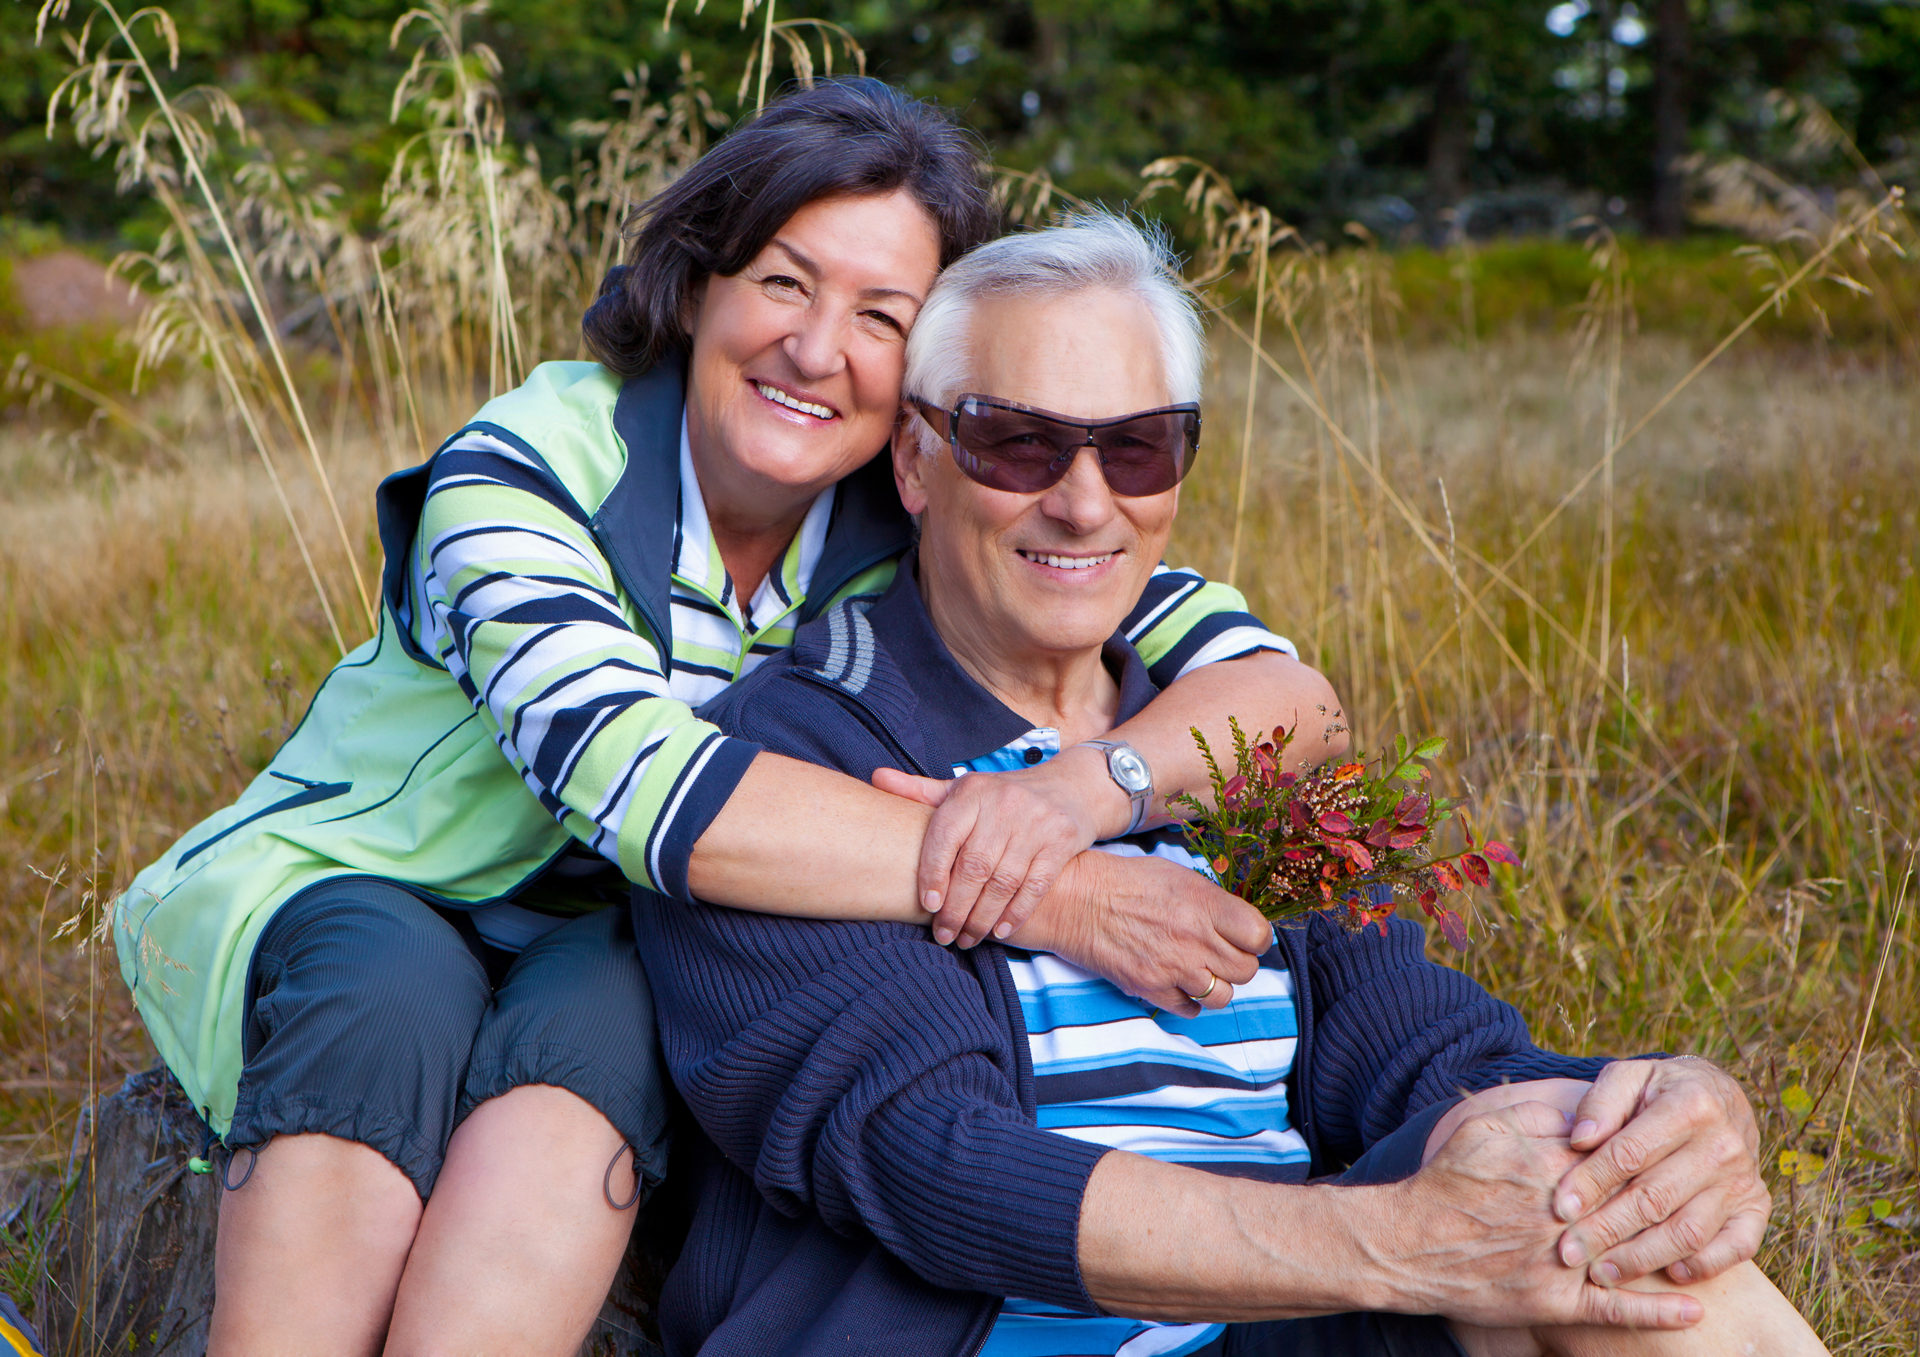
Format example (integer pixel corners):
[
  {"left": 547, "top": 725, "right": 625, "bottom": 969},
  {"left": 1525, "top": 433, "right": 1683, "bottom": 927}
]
[{"left": 1184, "top": 974, "right": 1218, "bottom": 1003}]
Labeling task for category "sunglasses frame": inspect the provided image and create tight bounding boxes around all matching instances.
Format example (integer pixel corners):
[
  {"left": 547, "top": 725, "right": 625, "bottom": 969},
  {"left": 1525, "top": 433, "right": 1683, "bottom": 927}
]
[{"left": 912, "top": 393, "right": 1202, "bottom": 497}]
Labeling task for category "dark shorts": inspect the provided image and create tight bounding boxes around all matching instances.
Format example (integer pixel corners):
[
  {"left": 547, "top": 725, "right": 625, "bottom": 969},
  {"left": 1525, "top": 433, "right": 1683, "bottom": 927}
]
[
  {"left": 227, "top": 875, "right": 670, "bottom": 1199},
  {"left": 1198, "top": 1097, "right": 1470, "bottom": 1357}
]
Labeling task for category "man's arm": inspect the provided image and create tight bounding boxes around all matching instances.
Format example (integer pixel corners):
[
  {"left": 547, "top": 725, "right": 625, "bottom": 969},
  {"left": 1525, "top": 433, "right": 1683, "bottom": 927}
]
[
  {"left": 637, "top": 876, "right": 1702, "bottom": 1331},
  {"left": 1075, "top": 1104, "right": 1705, "bottom": 1330}
]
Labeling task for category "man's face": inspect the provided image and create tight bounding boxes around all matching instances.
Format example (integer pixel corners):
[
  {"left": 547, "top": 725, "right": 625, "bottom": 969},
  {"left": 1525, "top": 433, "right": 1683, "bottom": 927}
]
[{"left": 893, "top": 286, "right": 1180, "bottom": 668}]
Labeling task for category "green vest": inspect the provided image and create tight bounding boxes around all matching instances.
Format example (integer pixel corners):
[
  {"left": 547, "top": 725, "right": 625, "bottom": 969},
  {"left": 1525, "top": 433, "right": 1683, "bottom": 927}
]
[{"left": 113, "top": 359, "right": 911, "bottom": 1134}]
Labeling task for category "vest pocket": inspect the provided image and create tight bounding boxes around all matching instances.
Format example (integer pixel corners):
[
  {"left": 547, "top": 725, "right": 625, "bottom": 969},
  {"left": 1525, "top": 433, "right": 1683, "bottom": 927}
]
[{"left": 175, "top": 774, "right": 354, "bottom": 868}]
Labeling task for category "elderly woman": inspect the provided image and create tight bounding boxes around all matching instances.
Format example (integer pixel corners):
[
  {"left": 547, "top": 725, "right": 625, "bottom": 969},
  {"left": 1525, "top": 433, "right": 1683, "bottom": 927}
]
[
  {"left": 637, "top": 214, "right": 1829, "bottom": 1356},
  {"left": 113, "top": 83, "right": 1346, "bottom": 1355}
]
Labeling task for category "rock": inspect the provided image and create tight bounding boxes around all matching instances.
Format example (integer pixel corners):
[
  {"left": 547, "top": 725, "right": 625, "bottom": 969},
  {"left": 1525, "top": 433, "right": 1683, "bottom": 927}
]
[
  {"left": 35, "top": 1065, "right": 669, "bottom": 1355},
  {"left": 5, "top": 251, "right": 144, "bottom": 330}
]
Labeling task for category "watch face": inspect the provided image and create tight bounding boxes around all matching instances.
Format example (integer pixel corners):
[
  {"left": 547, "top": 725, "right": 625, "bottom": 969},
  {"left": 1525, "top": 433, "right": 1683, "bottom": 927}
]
[{"left": 1109, "top": 747, "right": 1151, "bottom": 793}]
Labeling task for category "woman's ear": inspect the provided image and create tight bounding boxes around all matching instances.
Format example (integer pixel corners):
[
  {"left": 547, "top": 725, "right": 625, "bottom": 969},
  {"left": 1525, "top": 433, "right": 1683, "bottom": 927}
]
[
  {"left": 892, "top": 410, "right": 932, "bottom": 517},
  {"left": 679, "top": 275, "right": 709, "bottom": 336}
]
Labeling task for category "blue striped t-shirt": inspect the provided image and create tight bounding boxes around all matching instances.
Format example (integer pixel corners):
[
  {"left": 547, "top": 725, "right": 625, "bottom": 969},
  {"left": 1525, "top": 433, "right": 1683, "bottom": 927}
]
[{"left": 961, "top": 730, "right": 1309, "bottom": 1357}]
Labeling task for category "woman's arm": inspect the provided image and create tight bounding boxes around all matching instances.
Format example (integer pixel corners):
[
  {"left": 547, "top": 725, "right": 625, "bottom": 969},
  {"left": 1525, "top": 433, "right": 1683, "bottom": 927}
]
[
  {"left": 421, "top": 447, "right": 1277, "bottom": 991},
  {"left": 883, "top": 649, "right": 1349, "bottom": 949}
]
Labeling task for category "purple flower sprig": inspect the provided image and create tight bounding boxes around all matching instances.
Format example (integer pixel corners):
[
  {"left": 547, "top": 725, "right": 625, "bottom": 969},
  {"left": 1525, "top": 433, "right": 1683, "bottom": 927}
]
[{"left": 1169, "top": 719, "right": 1519, "bottom": 949}]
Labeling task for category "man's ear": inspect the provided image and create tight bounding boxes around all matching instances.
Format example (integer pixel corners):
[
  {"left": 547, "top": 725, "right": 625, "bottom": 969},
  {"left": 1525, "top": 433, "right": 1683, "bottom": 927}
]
[{"left": 891, "top": 409, "right": 931, "bottom": 517}]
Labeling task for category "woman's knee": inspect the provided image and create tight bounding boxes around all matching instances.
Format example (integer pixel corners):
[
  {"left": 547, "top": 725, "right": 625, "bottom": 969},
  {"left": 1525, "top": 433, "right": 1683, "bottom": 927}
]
[{"left": 462, "top": 907, "right": 671, "bottom": 1187}]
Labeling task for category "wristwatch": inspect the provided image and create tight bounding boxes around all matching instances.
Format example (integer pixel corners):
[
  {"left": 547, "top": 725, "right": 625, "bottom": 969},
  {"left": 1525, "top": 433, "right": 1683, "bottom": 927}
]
[{"left": 1078, "top": 739, "right": 1154, "bottom": 836}]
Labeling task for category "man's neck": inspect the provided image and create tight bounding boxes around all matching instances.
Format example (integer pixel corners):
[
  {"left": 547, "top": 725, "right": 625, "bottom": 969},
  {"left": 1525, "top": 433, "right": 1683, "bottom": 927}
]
[{"left": 920, "top": 576, "right": 1120, "bottom": 746}]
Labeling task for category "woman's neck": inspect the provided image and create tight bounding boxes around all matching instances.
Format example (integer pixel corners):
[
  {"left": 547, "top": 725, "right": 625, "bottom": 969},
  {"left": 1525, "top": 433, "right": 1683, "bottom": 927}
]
[{"left": 686, "top": 448, "right": 818, "bottom": 609}]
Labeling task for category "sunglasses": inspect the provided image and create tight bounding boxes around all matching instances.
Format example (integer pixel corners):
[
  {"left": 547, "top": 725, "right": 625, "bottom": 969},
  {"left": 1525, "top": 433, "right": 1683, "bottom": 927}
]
[{"left": 913, "top": 394, "right": 1201, "bottom": 497}]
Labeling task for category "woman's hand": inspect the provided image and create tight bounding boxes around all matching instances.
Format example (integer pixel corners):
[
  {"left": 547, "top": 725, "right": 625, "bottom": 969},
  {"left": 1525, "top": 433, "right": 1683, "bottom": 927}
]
[
  {"left": 1012, "top": 850, "right": 1270, "bottom": 1015},
  {"left": 874, "top": 748, "right": 1124, "bottom": 948}
]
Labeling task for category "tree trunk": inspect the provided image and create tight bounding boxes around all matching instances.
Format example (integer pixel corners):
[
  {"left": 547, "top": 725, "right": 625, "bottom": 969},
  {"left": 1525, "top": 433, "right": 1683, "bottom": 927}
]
[
  {"left": 1649, "top": 0, "right": 1691, "bottom": 237},
  {"left": 1426, "top": 38, "right": 1475, "bottom": 240},
  {"left": 36, "top": 1065, "right": 669, "bottom": 1355}
]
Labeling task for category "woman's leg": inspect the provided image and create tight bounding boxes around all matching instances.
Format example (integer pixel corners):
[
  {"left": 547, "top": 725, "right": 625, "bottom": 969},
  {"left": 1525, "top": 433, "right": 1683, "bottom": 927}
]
[
  {"left": 208, "top": 881, "right": 493, "bottom": 1357},
  {"left": 384, "top": 1085, "right": 639, "bottom": 1355},
  {"left": 385, "top": 906, "right": 671, "bottom": 1357},
  {"left": 210, "top": 1135, "right": 421, "bottom": 1356}
]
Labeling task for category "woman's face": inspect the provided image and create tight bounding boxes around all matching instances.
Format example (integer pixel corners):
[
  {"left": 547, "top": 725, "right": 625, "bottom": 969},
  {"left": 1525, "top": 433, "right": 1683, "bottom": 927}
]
[{"left": 683, "top": 190, "right": 943, "bottom": 522}]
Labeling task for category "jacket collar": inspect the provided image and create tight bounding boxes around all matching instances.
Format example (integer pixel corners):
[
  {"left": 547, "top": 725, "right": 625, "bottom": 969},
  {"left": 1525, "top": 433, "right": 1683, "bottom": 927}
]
[
  {"left": 818, "top": 552, "right": 1163, "bottom": 770},
  {"left": 599, "top": 356, "right": 913, "bottom": 654}
]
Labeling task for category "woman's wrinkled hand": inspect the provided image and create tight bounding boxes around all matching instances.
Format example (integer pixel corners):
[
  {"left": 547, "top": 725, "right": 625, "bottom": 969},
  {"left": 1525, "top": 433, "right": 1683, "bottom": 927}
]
[
  {"left": 1009, "top": 850, "right": 1270, "bottom": 1015},
  {"left": 874, "top": 755, "right": 1114, "bottom": 948}
]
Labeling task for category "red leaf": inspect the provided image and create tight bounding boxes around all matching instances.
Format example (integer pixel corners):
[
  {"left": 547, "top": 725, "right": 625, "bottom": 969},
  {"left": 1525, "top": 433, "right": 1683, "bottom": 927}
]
[
  {"left": 1337, "top": 838, "right": 1375, "bottom": 871},
  {"left": 1387, "top": 828, "right": 1426, "bottom": 850},
  {"left": 1289, "top": 801, "right": 1312, "bottom": 833},
  {"left": 1418, "top": 889, "right": 1438, "bottom": 907},
  {"left": 1318, "top": 810, "right": 1355, "bottom": 834},
  {"left": 1439, "top": 909, "right": 1469, "bottom": 950},
  {"left": 1460, "top": 854, "right": 1491, "bottom": 888},
  {"left": 1434, "top": 862, "right": 1464, "bottom": 892},
  {"left": 1334, "top": 762, "right": 1365, "bottom": 782},
  {"left": 1253, "top": 745, "right": 1277, "bottom": 779},
  {"left": 1396, "top": 794, "right": 1430, "bottom": 825},
  {"left": 1222, "top": 774, "right": 1248, "bottom": 808},
  {"left": 1263, "top": 817, "right": 1280, "bottom": 833},
  {"left": 1375, "top": 917, "right": 1391, "bottom": 937},
  {"left": 1276, "top": 771, "right": 1298, "bottom": 789},
  {"left": 1482, "top": 840, "right": 1521, "bottom": 867},
  {"left": 1318, "top": 879, "right": 1334, "bottom": 901},
  {"left": 1211, "top": 856, "right": 1230, "bottom": 874},
  {"left": 1364, "top": 819, "right": 1394, "bottom": 848}
]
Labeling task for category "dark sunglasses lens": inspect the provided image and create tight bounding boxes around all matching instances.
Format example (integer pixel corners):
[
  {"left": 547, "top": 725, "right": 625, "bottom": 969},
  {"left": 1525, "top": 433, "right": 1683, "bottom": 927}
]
[
  {"left": 952, "top": 406, "right": 1075, "bottom": 492},
  {"left": 1093, "top": 414, "right": 1196, "bottom": 495}
]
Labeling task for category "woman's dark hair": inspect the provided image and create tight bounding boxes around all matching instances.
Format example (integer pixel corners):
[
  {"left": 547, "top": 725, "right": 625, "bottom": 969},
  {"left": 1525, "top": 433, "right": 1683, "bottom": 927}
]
[{"left": 582, "top": 78, "right": 1000, "bottom": 378}]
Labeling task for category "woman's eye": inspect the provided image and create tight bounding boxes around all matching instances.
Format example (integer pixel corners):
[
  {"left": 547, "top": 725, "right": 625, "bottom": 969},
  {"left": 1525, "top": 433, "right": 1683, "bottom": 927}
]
[
  {"left": 863, "top": 309, "right": 906, "bottom": 335},
  {"left": 762, "top": 274, "right": 803, "bottom": 293}
]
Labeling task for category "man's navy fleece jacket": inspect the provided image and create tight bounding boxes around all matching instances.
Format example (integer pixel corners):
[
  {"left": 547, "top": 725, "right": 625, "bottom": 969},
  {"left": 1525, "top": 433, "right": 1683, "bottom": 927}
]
[{"left": 631, "top": 563, "right": 1609, "bottom": 1357}]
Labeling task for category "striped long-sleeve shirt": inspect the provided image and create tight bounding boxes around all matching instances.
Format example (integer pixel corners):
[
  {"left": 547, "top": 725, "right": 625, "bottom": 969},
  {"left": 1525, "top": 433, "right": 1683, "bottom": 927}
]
[
  {"left": 408, "top": 415, "right": 1295, "bottom": 936},
  {"left": 960, "top": 730, "right": 1309, "bottom": 1357}
]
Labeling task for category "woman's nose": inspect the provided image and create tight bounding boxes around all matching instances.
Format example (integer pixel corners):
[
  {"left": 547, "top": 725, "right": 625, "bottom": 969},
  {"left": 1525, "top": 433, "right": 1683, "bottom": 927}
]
[
  {"left": 1038, "top": 446, "right": 1118, "bottom": 532},
  {"left": 782, "top": 304, "right": 850, "bottom": 380}
]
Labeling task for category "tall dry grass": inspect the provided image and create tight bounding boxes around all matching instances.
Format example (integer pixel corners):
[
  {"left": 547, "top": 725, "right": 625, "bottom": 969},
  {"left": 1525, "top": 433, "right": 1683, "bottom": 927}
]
[{"left": 3, "top": 0, "right": 1918, "bottom": 1347}]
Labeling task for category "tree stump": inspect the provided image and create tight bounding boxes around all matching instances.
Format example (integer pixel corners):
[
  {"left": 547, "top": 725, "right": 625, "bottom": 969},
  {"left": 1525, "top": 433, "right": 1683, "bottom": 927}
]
[{"left": 35, "top": 1065, "right": 669, "bottom": 1355}]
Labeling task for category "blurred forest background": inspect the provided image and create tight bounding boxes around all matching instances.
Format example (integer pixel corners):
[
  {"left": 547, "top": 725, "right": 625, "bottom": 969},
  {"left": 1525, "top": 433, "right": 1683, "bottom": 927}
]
[
  {"left": 7, "top": 0, "right": 1920, "bottom": 245},
  {"left": 1, "top": 0, "right": 1918, "bottom": 1351}
]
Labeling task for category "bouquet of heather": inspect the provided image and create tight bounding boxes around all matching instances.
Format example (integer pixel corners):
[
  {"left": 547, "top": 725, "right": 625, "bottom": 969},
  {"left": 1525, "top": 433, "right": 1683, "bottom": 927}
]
[{"left": 1169, "top": 719, "right": 1519, "bottom": 949}]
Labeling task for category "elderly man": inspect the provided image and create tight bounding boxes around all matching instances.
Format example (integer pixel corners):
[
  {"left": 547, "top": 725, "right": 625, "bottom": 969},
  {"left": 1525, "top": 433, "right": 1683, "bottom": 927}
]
[{"left": 632, "top": 215, "right": 1827, "bottom": 1356}]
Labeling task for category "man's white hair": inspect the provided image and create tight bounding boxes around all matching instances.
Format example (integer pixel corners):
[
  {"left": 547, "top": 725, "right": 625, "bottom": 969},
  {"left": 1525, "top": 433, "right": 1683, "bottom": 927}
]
[{"left": 902, "top": 210, "right": 1204, "bottom": 455}]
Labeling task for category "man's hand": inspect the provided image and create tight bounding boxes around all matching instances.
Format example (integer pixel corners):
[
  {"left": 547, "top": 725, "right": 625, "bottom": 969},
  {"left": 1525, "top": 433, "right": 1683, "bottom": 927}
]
[
  {"left": 1012, "top": 850, "right": 1268, "bottom": 1015},
  {"left": 874, "top": 754, "right": 1118, "bottom": 948},
  {"left": 1387, "top": 1101, "right": 1705, "bottom": 1330},
  {"left": 1552, "top": 1057, "right": 1770, "bottom": 1287}
]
